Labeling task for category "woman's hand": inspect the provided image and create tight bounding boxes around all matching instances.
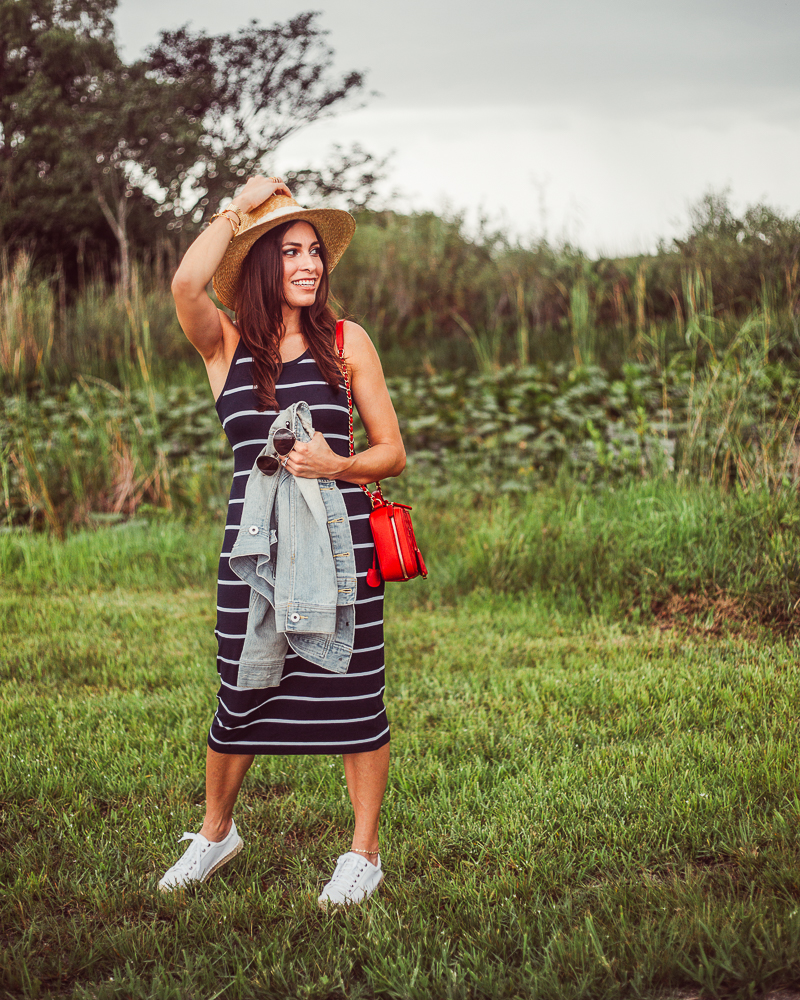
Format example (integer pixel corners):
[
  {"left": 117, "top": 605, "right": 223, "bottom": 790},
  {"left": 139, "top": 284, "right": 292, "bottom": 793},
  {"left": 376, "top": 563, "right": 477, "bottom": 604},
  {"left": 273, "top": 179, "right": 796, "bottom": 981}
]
[
  {"left": 282, "top": 432, "right": 352, "bottom": 480},
  {"left": 232, "top": 175, "right": 292, "bottom": 214}
]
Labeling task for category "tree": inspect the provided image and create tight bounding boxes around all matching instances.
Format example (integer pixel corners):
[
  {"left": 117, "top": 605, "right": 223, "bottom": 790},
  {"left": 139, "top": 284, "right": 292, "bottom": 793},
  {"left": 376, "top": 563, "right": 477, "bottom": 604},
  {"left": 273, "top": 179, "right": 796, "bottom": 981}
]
[
  {"left": 146, "top": 13, "right": 371, "bottom": 229},
  {"left": 0, "top": 0, "right": 122, "bottom": 273},
  {"left": 0, "top": 0, "right": 210, "bottom": 293},
  {"left": 1, "top": 4, "right": 386, "bottom": 287},
  {"left": 673, "top": 190, "right": 800, "bottom": 313},
  {"left": 284, "top": 143, "right": 393, "bottom": 214},
  {"left": 68, "top": 61, "right": 204, "bottom": 297}
]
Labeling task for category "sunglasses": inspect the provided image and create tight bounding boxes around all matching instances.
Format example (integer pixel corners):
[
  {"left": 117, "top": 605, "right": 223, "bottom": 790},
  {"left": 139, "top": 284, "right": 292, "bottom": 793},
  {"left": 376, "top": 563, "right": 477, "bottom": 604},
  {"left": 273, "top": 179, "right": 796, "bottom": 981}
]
[{"left": 256, "top": 426, "right": 296, "bottom": 476}]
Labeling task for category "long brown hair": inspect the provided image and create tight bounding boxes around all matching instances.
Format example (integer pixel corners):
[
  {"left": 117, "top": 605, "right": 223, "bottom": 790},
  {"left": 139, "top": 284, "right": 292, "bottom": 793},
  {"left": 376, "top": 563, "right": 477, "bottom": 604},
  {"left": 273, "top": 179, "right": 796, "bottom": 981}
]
[{"left": 235, "top": 221, "right": 342, "bottom": 411}]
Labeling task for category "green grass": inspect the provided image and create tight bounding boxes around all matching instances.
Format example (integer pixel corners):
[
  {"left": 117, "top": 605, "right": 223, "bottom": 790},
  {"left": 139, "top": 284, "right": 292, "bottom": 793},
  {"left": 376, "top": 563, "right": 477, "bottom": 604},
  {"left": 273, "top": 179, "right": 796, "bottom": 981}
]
[
  {"left": 6, "top": 477, "right": 800, "bottom": 623},
  {"left": 2, "top": 513, "right": 800, "bottom": 998}
]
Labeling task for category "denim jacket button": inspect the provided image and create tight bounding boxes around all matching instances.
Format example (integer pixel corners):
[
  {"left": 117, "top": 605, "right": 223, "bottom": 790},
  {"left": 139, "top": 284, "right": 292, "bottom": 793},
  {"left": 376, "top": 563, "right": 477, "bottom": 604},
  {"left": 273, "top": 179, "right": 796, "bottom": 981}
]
[
  {"left": 290, "top": 613, "right": 301, "bottom": 622},
  {"left": 248, "top": 525, "right": 259, "bottom": 535}
]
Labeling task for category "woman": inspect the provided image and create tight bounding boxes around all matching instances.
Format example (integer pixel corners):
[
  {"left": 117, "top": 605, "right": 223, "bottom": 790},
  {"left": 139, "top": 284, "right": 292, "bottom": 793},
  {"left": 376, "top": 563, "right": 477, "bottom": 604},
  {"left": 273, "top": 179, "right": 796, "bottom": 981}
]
[{"left": 161, "top": 175, "right": 405, "bottom": 908}]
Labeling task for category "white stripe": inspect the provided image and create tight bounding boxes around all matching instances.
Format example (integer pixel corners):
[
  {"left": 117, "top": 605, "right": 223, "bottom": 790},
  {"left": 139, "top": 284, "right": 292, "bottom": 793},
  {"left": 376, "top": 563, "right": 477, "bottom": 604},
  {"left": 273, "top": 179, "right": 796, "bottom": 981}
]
[
  {"left": 217, "top": 689, "right": 386, "bottom": 718},
  {"left": 223, "top": 408, "right": 275, "bottom": 427},
  {"left": 278, "top": 380, "right": 329, "bottom": 389},
  {"left": 309, "top": 404, "right": 349, "bottom": 414},
  {"left": 349, "top": 513, "right": 371, "bottom": 521},
  {"left": 230, "top": 434, "right": 349, "bottom": 451},
  {"left": 232, "top": 438, "right": 269, "bottom": 450},
  {"left": 353, "top": 543, "right": 373, "bottom": 549},
  {"left": 213, "top": 709, "right": 386, "bottom": 729},
  {"left": 228, "top": 498, "right": 245, "bottom": 505},
  {"left": 223, "top": 384, "right": 257, "bottom": 396},
  {"left": 355, "top": 619, "right": 383, "bottom": 628},
  {"left": 216, "top": 663, "right": 385, "bottom": 688},
  {"left": 356, "top": 595, "right": 383, "bottom": 605},
  {"left": 283, "top": 664, "right": 385, "bottom": 681},
  {"left": 217, "top": 579, "right": 249, "bottom": 586},
  {"left": 217, "top": 631, "right": 382, "bottom": 648},
  {"left": 217, "top": 606, "right": 248, "bottom": 614},
  {"left": 208, "top": 723, "right": 390, "bottom": 749}
]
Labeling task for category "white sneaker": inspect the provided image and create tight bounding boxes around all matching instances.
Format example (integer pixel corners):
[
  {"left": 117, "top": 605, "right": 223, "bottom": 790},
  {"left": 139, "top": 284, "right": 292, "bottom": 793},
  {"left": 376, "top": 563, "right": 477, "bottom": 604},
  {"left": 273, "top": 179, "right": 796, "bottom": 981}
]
[
  {"left": 317, "top": 852, "right": 383, "bottom": 910},
  {"left": 158, "top": 820, "right": 243, "bottom": 892}
]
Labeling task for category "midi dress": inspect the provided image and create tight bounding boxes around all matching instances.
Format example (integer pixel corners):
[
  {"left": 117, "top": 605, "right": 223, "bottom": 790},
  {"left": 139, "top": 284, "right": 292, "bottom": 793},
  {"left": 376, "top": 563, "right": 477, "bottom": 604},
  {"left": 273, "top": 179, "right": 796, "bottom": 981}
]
[{"left": 208, "top": 339, "right": 390, "bottom": 755}]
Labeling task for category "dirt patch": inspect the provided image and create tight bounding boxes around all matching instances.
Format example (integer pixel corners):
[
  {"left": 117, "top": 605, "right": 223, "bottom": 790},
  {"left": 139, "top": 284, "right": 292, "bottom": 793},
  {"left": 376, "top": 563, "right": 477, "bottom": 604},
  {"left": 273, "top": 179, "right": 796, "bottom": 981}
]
[
  {"left": 650, "top": 590, "right": 798, "bottom": 638},
  {"left": 662, "top": 991, "right": 800, "bottom": 1000}
]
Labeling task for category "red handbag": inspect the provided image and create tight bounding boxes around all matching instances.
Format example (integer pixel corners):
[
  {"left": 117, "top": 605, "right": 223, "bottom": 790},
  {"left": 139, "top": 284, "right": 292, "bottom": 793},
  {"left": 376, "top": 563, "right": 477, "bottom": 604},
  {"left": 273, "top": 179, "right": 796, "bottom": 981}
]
[{"left": 336, "top": 320, "right": 428, "bottom": 587}]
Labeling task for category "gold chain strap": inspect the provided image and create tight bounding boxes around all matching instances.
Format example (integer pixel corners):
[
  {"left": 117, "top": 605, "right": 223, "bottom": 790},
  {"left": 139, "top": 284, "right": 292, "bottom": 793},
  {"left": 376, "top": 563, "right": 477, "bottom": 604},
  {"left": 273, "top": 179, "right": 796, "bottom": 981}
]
[{"left": 337, "top": 326, "right": 384, "bottom": 509}]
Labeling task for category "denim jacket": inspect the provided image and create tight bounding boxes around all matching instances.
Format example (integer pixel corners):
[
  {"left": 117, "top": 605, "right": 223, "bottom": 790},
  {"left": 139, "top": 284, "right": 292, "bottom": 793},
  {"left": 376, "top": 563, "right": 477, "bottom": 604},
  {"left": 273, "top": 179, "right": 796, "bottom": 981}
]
[{"left": 228, "top": 401, "right": 357, "bottom": 688}]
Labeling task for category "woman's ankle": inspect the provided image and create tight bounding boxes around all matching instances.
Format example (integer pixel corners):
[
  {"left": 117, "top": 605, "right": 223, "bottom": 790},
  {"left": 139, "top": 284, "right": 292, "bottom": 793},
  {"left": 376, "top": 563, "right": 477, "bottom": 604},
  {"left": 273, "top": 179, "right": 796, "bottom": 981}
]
[
  {"left": 350, "top": 840, "right": 380, "bottom": 864},
  {"left": 200, "top": 817, "right": 233, "bottom": 842}
]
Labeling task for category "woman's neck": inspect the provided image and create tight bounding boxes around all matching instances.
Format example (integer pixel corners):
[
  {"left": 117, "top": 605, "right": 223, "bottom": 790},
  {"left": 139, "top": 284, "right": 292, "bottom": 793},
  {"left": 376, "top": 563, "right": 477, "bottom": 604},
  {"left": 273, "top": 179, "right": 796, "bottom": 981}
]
[
  {"left": 279, "top": 304, "right": 306, "bottom": 360},
  {"left": 281, "top": 302, "right": 302, "bottom": 338}
]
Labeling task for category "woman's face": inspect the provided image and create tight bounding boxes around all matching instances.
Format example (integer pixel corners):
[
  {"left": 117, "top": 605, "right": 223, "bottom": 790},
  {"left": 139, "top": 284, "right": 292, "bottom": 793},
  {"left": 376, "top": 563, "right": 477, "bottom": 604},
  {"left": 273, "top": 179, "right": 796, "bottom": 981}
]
[{"left": 280, "top": 221, "right": 324, "bottom": 309}]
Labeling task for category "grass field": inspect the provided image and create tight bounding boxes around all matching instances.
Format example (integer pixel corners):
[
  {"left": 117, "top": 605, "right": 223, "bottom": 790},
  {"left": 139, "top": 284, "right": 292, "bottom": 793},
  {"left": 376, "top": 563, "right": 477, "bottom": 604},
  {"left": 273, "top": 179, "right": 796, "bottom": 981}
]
[{"left": 3, "top": 507, "right": 800, "bottom": 999}]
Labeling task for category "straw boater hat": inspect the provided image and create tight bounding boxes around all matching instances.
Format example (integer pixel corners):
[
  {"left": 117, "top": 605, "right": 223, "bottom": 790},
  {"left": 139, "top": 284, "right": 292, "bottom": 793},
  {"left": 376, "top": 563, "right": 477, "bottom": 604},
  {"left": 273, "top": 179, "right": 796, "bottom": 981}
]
[{"left": 212, "top": 193, "right": 356, "bottom": 311}]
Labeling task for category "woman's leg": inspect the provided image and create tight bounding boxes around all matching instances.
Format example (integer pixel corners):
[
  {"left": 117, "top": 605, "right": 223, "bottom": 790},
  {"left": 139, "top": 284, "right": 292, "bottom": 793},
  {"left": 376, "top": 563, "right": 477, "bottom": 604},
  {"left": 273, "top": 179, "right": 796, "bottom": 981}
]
[
  {"left": 342, "top": 742, "right": 390, "bottom": 861},
  {"left": 199, "top": 746, "right": 254, "bottom": 841}
]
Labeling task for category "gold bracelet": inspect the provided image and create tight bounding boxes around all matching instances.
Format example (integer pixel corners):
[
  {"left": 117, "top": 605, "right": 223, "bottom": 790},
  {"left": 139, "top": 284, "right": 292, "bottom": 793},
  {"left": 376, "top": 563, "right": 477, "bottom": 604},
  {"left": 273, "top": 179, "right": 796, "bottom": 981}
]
[
  {"left": 352, "top": 848, "right": 380, "bottom": 855},
  {"left": 209, "top": 210, "right": 238, "bottom": 236},
  {"left": 225, "top": 203, "right": 245, "bottom": 232}
]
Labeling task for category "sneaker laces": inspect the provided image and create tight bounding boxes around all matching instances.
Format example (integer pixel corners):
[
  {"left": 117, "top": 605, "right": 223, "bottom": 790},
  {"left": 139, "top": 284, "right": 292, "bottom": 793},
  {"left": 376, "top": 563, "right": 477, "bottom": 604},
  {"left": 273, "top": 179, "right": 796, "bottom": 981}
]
[
  {"left": 329, "top": 853, "right": 370, "bottom": 893},
  {"left": 166, "top": 832, "right": 209, "bottom": 878}
]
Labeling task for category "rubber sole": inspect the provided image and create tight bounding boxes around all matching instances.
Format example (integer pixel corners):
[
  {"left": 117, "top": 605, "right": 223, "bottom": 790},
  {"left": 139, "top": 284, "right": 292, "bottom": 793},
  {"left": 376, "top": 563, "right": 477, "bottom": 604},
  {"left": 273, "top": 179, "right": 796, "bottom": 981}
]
[{"left": 201, "top": 836, "right": 244, "bottom": 883}]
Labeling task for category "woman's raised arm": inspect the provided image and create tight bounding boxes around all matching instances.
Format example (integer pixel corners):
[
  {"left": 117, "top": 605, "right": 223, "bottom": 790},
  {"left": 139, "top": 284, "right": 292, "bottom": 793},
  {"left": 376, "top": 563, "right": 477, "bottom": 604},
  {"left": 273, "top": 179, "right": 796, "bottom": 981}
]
[{"left": 171, "top": 177, "right": 291, "bottom": 360}]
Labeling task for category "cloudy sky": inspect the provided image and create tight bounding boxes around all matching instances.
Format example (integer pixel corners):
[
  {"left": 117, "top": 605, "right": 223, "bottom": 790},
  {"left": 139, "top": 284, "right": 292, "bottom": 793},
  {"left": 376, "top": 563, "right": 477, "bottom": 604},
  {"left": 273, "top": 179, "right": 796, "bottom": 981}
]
[{"left": 115, "top": 0, "right": 800, "bottom": 255}]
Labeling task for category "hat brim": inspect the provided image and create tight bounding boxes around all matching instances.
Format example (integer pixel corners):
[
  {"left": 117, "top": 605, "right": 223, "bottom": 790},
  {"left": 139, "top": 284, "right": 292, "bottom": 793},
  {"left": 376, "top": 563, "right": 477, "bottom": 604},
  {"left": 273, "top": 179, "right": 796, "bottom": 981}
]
[{"left": 212, "top": 205, "right": 355, "bottom": 311}]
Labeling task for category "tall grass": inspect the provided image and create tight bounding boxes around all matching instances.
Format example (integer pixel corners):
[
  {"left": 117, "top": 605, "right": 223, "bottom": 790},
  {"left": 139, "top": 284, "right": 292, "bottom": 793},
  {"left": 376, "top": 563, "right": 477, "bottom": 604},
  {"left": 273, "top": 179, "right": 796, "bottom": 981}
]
[
  {"left": 3, "top": 204, "right": 800, "bottom": 536},
  {"left": 0, "top": 379, "right": 232, "bottom": 535},
  {"left": 5, "top": 478, "right": 800, "bottom": 629},
  {"left": 4, "top": 323, "right": 800, "bottom": 534},
  {"left": 6, "top": 201, "right": 800, "bottom": 385},
  {"left": 412, "top": 475, "right": 800, "bottom": 624},
  {"left": 0, "top": 251, "right": 192, "bottom": 389}
]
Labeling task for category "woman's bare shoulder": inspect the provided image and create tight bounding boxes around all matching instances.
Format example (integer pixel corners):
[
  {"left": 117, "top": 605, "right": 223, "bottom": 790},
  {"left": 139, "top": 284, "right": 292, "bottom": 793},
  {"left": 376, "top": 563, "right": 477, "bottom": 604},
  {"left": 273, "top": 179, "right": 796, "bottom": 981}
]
[{"left": 340, "top": 320, "right": 377, "bottom": 365}]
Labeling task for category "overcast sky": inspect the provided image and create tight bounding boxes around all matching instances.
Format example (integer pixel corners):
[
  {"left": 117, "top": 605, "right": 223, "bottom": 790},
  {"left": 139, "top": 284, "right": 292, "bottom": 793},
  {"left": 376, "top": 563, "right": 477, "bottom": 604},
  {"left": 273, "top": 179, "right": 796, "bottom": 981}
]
[{"left": 115, "top": 0, "right": 800, "bottom": 255}]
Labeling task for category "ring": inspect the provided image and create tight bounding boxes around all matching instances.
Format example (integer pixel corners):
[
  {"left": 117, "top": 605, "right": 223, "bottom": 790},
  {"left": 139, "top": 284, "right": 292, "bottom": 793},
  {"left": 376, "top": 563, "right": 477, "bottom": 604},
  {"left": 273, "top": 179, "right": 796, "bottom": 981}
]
[{"left": 269, "top": 177, "right": 283, "bottom": 184}]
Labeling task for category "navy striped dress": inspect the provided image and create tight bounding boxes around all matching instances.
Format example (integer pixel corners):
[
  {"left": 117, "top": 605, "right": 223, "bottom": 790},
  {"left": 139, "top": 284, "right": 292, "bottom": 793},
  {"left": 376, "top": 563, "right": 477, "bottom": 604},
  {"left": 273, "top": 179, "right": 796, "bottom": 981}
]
[{"left": 209, "top": 339, "right": 390, "bottom": 755}]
